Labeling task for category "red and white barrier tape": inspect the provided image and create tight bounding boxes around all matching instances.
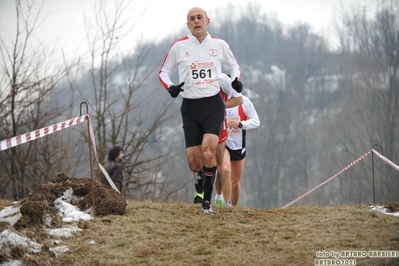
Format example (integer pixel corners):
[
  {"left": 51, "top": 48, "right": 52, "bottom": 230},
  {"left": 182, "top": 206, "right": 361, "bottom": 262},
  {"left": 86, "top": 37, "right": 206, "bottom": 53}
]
[
  {"left": 281, "top": 150, "right": 372, "bottom": 208},
  {"left": 0, "top": 115, "right": 88, "bottom": 151},
  {"left": 87, "top": 117, "right": 120, "bottom": 193},
  {"left": 372, "top": 149, "right": 399, "bottom": 172},
  {"left": 0, "top": 114, "right": 120, "bottom": 193}
]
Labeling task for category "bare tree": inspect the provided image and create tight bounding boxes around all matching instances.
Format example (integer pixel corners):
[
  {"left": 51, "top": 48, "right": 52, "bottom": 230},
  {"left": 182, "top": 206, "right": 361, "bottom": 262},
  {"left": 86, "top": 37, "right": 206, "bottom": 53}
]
[
  {"left": 65, "top": 0, "right": 187, "bottom": 200},
  {"left": 0, "top": 0, "right": 67, "bottom": 199},
  {"left": 331, "top": 0, "right": 399, "bottom": 204}
]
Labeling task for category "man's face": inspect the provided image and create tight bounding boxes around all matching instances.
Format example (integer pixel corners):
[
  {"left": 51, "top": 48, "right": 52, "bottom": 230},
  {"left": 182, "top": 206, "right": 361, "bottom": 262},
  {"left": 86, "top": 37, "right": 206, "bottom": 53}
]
[{"left": 187, "top": 8, "right": 210, "bottom": 37}]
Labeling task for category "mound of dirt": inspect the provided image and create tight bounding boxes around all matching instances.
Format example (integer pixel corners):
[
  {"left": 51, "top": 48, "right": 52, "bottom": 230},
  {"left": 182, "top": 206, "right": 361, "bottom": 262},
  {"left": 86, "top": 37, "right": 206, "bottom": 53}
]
[
  {"left": 14, "top": 172, "right": 127, "bottom": 229},
  {"left": 385, "top": 202, "right": 399, "bottom": 213}
]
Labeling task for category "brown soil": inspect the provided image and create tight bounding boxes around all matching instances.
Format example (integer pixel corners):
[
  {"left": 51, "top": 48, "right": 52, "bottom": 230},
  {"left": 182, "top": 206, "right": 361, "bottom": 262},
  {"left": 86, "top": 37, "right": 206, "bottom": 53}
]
[
  {"left": 385, "top": 202, "right": 399, "bottom": 213},
  {"left": 14, "top": 172, "right": 127, "bottom": 229}
]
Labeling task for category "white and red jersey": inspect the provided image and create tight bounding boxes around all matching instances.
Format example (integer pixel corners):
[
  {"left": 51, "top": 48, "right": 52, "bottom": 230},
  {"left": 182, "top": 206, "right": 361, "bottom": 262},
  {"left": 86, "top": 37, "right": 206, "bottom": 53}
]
[
  {"left": 219, "top": 73, "right": 242, "bottom": 143},
  {"left": 226, "top": 96, "right": 260, "bottom": 151},
  {"left": 159, "top": 33, "right": 241, "bottom": 99}
]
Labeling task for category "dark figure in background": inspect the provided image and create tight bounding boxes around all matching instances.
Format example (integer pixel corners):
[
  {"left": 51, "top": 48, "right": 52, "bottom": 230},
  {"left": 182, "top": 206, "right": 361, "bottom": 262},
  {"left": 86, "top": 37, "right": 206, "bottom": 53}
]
[{"left": 100, "top": 146, "right": 125, "bottom": 192}]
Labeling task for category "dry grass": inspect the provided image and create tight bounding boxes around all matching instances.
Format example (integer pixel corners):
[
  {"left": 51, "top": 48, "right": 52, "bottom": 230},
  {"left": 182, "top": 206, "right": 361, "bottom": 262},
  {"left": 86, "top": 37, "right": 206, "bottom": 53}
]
[{"left": 7, "top": 200, "right": 399, "bottom": 265}]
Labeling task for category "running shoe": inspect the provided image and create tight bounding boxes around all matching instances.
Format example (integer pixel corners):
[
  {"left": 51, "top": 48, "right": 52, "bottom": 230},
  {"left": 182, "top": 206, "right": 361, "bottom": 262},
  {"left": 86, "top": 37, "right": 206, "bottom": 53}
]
[
  {"left": 224, "top": 201, "right": 232, "bottom": 207},
  {"left": 193, "top": 192, "right": 204, "bottom": 204},
  {"left": 214, "top": 199, "right": 224, "bottom": 206},
  {"left": 202, "top": 201, "right": 214, "bottom": 215}
]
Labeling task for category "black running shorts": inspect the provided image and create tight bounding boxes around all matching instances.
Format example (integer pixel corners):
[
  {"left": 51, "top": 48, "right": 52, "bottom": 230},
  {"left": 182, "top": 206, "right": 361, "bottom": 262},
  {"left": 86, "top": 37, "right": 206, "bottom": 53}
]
[
  {"left": 181, "top": 94, "right": 225, "bottom": 148},
  {"left": 226, "top": 146, "right": 246, "bottom": 161}
]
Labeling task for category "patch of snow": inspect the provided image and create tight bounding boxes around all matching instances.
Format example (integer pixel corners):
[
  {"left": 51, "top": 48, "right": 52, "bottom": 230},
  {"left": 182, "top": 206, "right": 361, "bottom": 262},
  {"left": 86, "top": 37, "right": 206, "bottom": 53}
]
[
  {"left": 370, "top": 205, "right": 399, "bottom": 217},
  {"left": 49, "top": 245, "right": 70, "bottom": 257},
  {"left": 0, "top": 260, "right": 23, "bottom": 266},
  {"left": 0, "top": 188, "right": 94, "bottom": 261},
  {"left": 0, "top": 206, "right": 22, "bottom": 226},
  {"left": 46, "top": 224, "right": 82, "bottom": 237},
  {"left": 0, "top": 229, "right": 41, "bottom": 253},
  {"left": 54, "top": 197, "right": 92, "bottom": 222}
]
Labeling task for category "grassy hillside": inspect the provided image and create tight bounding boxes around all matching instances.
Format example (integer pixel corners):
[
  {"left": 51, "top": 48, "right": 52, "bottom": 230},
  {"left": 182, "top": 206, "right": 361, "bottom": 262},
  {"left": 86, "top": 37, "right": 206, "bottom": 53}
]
[{"left": 2, "top": 199, "right": 399, "bottom": 265}]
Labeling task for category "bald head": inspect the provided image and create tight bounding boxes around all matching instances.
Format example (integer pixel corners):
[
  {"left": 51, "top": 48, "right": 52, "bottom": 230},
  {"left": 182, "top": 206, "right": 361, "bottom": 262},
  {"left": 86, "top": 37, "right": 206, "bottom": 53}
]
[
  {"left": 187, "top": 7, "right": 208, "bottom": 21},
  {"left": 186, "top": 7, "right": 210, "bottom": 43}
]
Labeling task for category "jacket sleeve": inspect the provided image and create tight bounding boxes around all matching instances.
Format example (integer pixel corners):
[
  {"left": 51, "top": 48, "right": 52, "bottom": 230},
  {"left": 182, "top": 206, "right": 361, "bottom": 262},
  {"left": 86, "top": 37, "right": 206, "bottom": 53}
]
[
  {"left": 159, "top": 43, "right": 178, "bottom": 90},
  {"left": 111, "top": 163, "right": 123, "bottom": 182},
  {"left": 221, "top": 40, "right": 241, "bottom": 82},
  {"left": 220, "top": 73, "right": 242, "bottom": 99},
  {"left": 242, "top": 97, "right": 260, "bottom": 130}
]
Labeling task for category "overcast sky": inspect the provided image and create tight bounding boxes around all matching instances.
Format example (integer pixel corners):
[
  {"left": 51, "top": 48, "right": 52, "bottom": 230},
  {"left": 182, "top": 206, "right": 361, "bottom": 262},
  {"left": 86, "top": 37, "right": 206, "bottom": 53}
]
[{"left": 0, "top": 0, "right": 378, "bottom": 61}]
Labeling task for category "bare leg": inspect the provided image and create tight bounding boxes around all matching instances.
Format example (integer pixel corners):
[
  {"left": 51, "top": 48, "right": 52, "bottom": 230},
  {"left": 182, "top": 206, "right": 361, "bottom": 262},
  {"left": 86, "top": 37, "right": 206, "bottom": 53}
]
[
  {"left": 201, "top": 133, "right": 218, "bottom": 167},
  {"left": 186, "top": 145, "right": 203, "bottom": 174},
  {"left": 230, "top": 158, "right": 245, "bottom": 206},
  {"left": 188, "top": 146, "right": 204, "bottom": 203},
  {"left": 200, "top": 133, "right": 219, "bottom": 203},
  {"left": 215, "top": 142, "right": 226, "bottom": 196},
  {"left": 222, "top": 148, "right": 232, "bottom": 204}
]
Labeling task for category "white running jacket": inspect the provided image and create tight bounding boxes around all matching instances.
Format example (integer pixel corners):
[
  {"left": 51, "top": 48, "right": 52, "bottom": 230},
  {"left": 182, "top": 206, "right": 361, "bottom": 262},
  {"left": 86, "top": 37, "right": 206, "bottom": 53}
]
[
  {"left": 159, "top": 33, "right": 241, "bottom": 99},
  {"left": 226, "top": 95, "right": 260, "bottom": 151}
]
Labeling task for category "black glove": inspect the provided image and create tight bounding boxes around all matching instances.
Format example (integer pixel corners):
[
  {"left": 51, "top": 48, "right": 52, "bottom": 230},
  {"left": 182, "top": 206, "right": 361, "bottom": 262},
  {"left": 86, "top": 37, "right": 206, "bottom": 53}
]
[
  {"left": 231, "top": 77, "right": 243, "bottom": 93},
  {"left": 168, "top": 82, "right": 185, "bottom": 98}
]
